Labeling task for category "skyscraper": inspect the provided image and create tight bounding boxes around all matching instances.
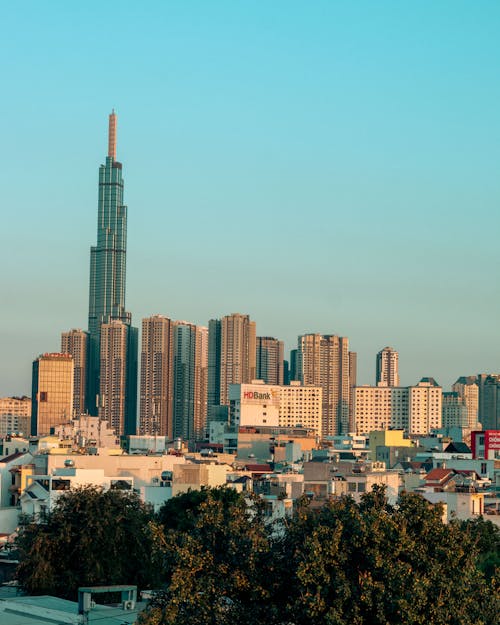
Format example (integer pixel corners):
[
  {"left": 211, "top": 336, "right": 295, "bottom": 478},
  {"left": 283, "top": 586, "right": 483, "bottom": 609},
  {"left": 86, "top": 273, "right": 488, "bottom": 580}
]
[
  {"left": 256, "top": 336, "right": 284, "bottom": 385},
  {"left": 31, "top": 353, "right": 74, "bottom": 436},
  {"left": 61, "top": 329, "right": 88, "bottom": 416},
  {"left": 220, "top": 313, "right": 256, "bottom": 406},
  {"left": 99, "top": 319, "right": 138, "bottom": 436},
  {"left": 297, "top": 334, "right": 350, "bottom": 436},
  {"left": 140, "top": 315, "right": 208, "bottom": 441},
  {"left": 87, "top": 111, "right": 137, "bottom": 417},
  {"left": 207, "top": 313, "right": 256, "bottom": 415},
  {"left": 173, "top": 322, "right": 208, "bottom": 441},
  {"left": 140, "top": 315, "right": 175, "bottom": 438},
  {"left": 376, "top": 347, "right": 400, "bottom": 387}
]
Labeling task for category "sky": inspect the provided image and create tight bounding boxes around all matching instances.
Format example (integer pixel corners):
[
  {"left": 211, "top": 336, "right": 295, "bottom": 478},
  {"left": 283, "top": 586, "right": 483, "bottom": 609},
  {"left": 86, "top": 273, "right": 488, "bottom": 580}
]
[{"left": 1, "top": 1, "right": 499, "bottom": 396}]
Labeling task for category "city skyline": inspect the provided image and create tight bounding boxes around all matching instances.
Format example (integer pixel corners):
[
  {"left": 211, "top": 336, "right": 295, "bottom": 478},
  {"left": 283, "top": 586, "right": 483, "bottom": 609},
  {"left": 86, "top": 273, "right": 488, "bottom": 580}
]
[{"left": 2, "top": 2, "right": 500, "bottom": 396}]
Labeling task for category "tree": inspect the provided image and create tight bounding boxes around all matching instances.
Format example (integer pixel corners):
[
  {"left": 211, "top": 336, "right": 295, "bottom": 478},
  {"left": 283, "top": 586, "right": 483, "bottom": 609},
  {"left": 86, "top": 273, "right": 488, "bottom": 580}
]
[
  {"left": 276, "top": 490, "right": 498, "bottom": 625},
  {"left": 16, "top": 485, "right": 160, "bottom": 600},
  {"left": 460, "top": 515, "right": 500, "bottom": 580},
  {"left": 141, "top": 488, "right": 278, "bottom": 625},
  {"left": 141, "top": 486, "right": 499, "bottom": 625}
]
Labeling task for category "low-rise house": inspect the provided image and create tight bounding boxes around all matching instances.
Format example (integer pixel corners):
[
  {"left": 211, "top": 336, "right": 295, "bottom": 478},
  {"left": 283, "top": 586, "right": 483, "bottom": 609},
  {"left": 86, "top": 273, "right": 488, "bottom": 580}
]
[{"left": 20, "top": 467, "right": 133, "bottom": 518}]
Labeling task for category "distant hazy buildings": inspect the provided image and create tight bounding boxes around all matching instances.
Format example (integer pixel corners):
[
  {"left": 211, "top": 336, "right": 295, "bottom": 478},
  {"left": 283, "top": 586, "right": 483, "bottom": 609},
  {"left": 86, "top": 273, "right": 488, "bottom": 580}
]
[
  {"left": 352, "top": 379, "right": 442, "bottom": 435},
  {"left": 256, "top": 337, "right": 284, "bottom": 385},
  {"left": 87, "top": 111, "right": 137, "bottom": 417},
  {"left": 376, "top": 347, "right": 399, "bottom": 387},
  {"left": 31, "top": 353, "right": 74, "bottom": 436},
  {"left": 61, "top": 329, "right": 88, "bottom": 416},
  {"left": 297, "top": 334, "right": 350, "bottom": 436}
]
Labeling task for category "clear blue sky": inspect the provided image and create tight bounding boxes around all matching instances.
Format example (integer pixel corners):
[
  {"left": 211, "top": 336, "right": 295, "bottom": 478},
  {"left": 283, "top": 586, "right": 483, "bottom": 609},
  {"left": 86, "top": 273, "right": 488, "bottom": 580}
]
[{"left": 1, "top": 1, "right": 499, "bottom": 395}]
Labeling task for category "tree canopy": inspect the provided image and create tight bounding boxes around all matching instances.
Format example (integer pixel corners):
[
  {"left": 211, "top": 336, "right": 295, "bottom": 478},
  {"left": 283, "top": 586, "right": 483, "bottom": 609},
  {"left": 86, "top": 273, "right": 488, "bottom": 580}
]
[
  {"left": 15, "top": 484, "right": 499, "bottom": 624},
  {"left": 141, "top": 486, "right": 499, "bottom": 625},
  {"left": 16, "top": 485, "right": 159, "bottom": 600}
]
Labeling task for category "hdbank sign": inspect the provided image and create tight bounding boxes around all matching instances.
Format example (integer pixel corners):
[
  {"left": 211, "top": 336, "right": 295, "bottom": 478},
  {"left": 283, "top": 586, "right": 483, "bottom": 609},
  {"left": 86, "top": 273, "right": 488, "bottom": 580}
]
[{"left": 242, "top": 386, "right": 280, "bottom": 407}]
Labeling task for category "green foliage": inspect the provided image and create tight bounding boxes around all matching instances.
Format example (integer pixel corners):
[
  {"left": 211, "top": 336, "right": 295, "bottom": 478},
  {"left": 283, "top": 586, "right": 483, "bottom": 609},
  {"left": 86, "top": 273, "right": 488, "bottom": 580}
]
[
  {"left": 460, "top": 516, "right": 500, "bottom": 580},
  {"left": 141, "top": 486, "right": 499, "bottom": 625},
  {"left": 17, "top": 484, "right": 499, "bottom": 625},
  {"left": 16, "top": 485, "right": 159, "bottom": 600},
  {"left": 276, "top": 490, "right": 498, "bottom": 625},
  {"left": 142, "top": 488, "right": 276, "bottom": 625}
]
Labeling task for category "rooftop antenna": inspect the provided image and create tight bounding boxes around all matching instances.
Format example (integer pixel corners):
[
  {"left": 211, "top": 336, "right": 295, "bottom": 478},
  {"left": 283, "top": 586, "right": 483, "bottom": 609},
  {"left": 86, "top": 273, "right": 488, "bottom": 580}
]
[{"left": 108, "top": 110, "right": 117, "bottom": 159}]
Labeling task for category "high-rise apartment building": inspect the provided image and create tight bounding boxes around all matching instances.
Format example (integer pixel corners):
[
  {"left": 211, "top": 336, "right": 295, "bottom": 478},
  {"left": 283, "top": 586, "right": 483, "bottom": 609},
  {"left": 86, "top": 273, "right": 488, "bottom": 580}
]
[
  {"left": 99, "top": 319, "right": 138, "bottom": 436},
  {"left": 297, "top": 333, "right": 350, "bottom": 436},
  {"left": 173, "top": 322, "right": 208, "bottom": 442},
  {"left": 140, "top": 316, "right": 208, "bottom": 441},
  {"left": 61, "top": 329, "right": 88, "bottom": 416},
  {"left": 140, "top": 315, "right": 175, "bottom": 438},
  {"left": 408, "top": 379, "right": 442, "bottom": 434},
  {"left": 376, "top": 347, "right": 399, "bottom": 387},
  {"left": 208, "top": 313, "right": 256, "bottom": 413},
  {"left": 256, "top": 336, "right": 284, "bottom": 385},
  {"left": 31, "top": 353, "right": 74, "bottom": 436},
  {"left": 452, "top": 376, "right": 479, "bottom": 429},
  {"left": 87, "top": 111, "right": 137, "bottom": 416}
]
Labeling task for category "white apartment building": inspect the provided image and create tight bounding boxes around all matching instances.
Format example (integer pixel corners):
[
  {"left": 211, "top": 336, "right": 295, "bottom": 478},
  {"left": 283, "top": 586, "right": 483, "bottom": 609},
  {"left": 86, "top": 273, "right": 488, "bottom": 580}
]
[
  {"left": 229, "top": 380, "right": 323, "bottom": 437},
  {"left": 353, "top": 380, "right": 442, "bottom": 436}
]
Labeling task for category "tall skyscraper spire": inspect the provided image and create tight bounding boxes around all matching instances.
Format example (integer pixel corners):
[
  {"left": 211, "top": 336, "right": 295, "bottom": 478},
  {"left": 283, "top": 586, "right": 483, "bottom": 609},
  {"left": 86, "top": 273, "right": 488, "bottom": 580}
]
[
  {"left": 108, "top": 109, "right": 117, "bottom": 159},
  {"left": 87, "top": 112, "right": 137, "bottom": 431}
]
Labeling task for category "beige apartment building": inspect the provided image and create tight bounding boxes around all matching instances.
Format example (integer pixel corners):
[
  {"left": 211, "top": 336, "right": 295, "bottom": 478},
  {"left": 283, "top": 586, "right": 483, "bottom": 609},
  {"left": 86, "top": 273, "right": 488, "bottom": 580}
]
[
  {"left": 353, "top": 380, "right": 442, "bottom": 436},
  {"left": 229, "top": 380, "right": 323, "bottom": 437},
  {"left": 31, "top": 353, "right": 74, "bottom": 436},
  {"left": 0, "top": 397, "right": 31, "bottom": 436}
]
